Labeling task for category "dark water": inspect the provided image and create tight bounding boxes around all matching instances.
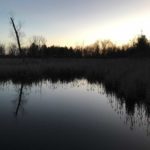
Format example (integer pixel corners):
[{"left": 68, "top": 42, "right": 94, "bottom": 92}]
[{"left": 0, "top": 79, "right": 150, "bottom": 150}]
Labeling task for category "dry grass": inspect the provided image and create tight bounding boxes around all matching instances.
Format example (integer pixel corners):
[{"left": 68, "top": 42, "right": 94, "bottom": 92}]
[{"left": 0, "top": 58, "right": 150, "bottom": 102}]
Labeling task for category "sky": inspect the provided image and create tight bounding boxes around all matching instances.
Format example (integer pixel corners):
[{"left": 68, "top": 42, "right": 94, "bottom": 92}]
[{"left": 0, "top": 0, "right": 150, "bottom": 47}]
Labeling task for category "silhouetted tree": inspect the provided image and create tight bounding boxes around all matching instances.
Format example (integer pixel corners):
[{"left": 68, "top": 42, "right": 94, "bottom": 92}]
[
  {"left": 134, "top": 35, "right": 149, "bottom": 51},
  {"left": 8, "top": 43, "right": 18, "bottom": 56},
  {"left": 28, "top": 43, "right": 39, "bottom": 57},
  {"left": 10, "top": 17, "right": 23, "bottom": 57},
  {"left": 40, "top": 44, "right": 47, "bottom": 57},
  {"left": 30, "top": 36, "right": 46, "bottom": 48}
]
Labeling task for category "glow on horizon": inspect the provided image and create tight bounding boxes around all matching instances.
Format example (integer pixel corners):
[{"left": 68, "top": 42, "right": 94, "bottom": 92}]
[
  {"left": 68, "top": 11, "right": 150, "bottom": 47},
  {"left": 46, "top": 12, "right": 150, "bottom": 47}
]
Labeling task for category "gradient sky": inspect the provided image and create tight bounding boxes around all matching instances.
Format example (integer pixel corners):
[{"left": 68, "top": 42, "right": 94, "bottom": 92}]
[{"left": 0, "top": 0, "right": 150, "bottom": 46}]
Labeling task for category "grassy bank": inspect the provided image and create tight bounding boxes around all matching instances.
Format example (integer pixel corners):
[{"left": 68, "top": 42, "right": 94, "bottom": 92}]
[{"left": 0, "top": 58, "right": 150, "bottom": 103}]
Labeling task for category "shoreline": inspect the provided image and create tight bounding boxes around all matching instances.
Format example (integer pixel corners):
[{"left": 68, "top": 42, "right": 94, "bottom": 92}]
[{"left": 0, "top": 58, "right": 150, "bottom": 103}]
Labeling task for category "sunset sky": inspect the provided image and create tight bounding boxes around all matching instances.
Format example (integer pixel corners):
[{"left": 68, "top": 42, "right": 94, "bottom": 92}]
[{"left": 0, "top": 0, "right": 150, "bottom": 47}]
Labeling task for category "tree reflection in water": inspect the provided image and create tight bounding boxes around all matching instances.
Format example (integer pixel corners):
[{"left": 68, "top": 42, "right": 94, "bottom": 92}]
[
  {"left": 82, "top": 80, "right": 150, "bottom": 136},
  {"left": 9, "top": 79, "right": 150, "bottom": 135},
  {"left": 107, "top": 95, "right": 150, "bottom": 136},
  {"left": 13, "top": 82, "right": 27, "bottom": 117}
]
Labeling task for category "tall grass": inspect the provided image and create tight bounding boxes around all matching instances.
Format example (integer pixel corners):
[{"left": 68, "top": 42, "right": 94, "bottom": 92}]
[{"left": 0, "top": 58, "right": 150, "bottom": 103}]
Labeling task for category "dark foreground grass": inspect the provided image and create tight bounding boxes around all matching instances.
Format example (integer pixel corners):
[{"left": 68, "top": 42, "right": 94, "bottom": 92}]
[{"left": 0, "top": 58, "right": 150, "bottom": 103}]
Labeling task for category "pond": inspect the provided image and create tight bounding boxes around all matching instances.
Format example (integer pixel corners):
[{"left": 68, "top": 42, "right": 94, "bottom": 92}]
[{"left": 0, "top": 79, "right": 150, "bottom": 150}]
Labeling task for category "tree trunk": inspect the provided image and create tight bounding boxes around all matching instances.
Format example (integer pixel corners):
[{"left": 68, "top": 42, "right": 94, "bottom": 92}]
[{"left": 10, "top": 17, "right": 22, "bottom": 56}]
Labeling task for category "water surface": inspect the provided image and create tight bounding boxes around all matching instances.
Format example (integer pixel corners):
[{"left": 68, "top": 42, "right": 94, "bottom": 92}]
[{"left": 0, "top": 79, "right": 150, "bottom": 150}]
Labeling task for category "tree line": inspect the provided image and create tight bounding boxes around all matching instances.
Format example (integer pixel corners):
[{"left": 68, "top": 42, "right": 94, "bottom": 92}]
[
  {"left": 1, "top": 16, "right": 150, "bottom": 58},
  {"left": 0, "top": 34, "right": 150, "bottom": 58}
]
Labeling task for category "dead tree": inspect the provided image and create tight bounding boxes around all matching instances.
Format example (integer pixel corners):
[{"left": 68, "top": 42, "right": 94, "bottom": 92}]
[{"left": 10, "top": 17, "right": 23, "bottom": 57}]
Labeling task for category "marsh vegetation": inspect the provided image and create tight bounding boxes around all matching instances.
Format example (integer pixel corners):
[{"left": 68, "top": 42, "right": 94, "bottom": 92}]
[{"left": 0, "top": 58, "right": 149, "bottom": 103}]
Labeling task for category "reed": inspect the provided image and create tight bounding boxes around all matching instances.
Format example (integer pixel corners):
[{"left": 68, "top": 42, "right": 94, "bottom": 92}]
[{"left": 0, "top": 58, "right": 150, "bottom": 102}]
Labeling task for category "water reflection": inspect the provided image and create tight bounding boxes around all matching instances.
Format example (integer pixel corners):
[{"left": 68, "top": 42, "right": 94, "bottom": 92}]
[
  {"left": 7, "top": 79, "right": 150, "bottom": 136},
  {"left": 14, "top": 83, "right": 25, "bottom": 116},
  {"left": 107, "top": 95, "right": 150, "bottom": 136},
  {"left": 0, "top": 79, "right": 150, "bottom": 149}
]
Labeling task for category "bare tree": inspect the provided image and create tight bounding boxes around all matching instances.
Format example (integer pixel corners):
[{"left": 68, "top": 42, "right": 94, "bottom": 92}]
[
  {"left": 10, "top": 17, "right": 23, "bottom": 57},
  {"left": 29, "top": 35, "right": 46, "bottom": 48},
  {"left": 100, "top": 40, "right": 115, "bottom": 55},
  {"left": 8, "top": 43, "right": 18, "bottom": 56}
]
